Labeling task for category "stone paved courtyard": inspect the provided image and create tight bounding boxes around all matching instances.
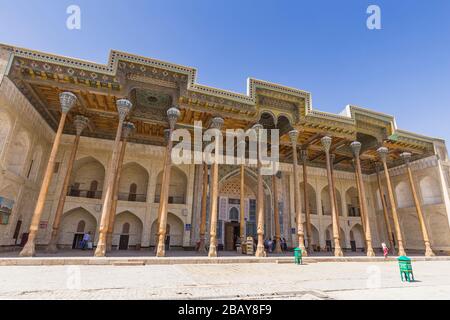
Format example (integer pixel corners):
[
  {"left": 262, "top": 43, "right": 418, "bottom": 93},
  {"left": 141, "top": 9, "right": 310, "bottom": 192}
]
[{"left": 0, "top": 260, "right": 449, "bottom": 300}]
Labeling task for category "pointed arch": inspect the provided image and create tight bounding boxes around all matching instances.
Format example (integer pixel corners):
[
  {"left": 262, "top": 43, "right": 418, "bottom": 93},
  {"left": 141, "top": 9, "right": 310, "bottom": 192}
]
[
  {"left": 150, "top": 212, "right": 184, "bottom": 247},
  {"left": 395, "top": 181, "right": 413, "bottom": 208},
  {"left": 155, "top": 166, "right": 187, "bottom": 204},
  {"left": 59, "top": 207, "right": 97, "bottom": 248},
  {"left": 419, "top": 176, "right": 442, "bottom": 205},
  {"left": 119, "top": 162, "right": 149, "bottom": 202},
  {"left": 113, "top": 211, "right": 144, "bottom": 249},
  {"left": 69, "top": 156, "right": 105, "bottom": 199},
  {"left": 5, "top": 130, "right": 30, "bottom": 176}
]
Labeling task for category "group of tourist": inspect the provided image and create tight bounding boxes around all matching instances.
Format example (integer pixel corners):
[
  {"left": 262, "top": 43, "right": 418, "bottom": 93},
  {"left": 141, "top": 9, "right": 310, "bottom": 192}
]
[{"left": 263, "top": 237, "right": 288, "bottom": 253}]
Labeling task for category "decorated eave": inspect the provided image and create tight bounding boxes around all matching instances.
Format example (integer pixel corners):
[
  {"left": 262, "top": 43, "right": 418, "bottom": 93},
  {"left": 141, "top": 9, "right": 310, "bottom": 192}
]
[{"left": 1, "top": 44, "right": 437, "bottom": 172}]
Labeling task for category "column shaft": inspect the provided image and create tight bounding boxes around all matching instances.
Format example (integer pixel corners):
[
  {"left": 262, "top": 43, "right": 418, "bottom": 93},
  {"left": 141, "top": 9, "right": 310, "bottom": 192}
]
[
  {"left": 47, "top": 133, "right": 81, "bottom": 253},
  {"left": 272, "top": 173, "right": 282, "bottom": 253},
  {"left": 239, "top": 164, "right": 246, "bottom": 244},
  {"left": 207, "top": 147, "right": 220, "bottom": 257},
  {"left": 321, "top": 137, "right": 344, "bottom": 257},
  {"left": 106, "top": 139, "right": 128, "bottom": 251},
  {"left": 20, "top": 112, "right": 69, "bottom": 257},
  {"left": 381, "top": 159, "right": 406, "bottom": 256},
  {"left": 198, "top": 163, "right": 208, "bottom": 253},
  {"left": 156, "top": 132, "right": 175, "bottom": 257},
  {"left": 353, "top": 148, "right": 375, "bottom": 256},
  {"left": 94, "top": 119, "right": 125, "bottom": 257},
  {"left": 405, "top": 163, "right": 435, "bottom": 256},
  {"left": 255, "top": 152, "right": 266, "bottom": 257},
  {"left": 376, "top": 167, "right": 395, "bottom": 253},
  {"left": 301, "top": 154, "right": 313, "bottom": 253}
]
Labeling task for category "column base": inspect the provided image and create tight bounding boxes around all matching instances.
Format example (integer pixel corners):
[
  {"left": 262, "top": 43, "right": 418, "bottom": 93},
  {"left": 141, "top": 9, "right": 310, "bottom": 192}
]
[
  {"left": 208, "top": 243, "right": 217, "bottom": 257},
  {"left": 366, "top": 248, "right": 376, "bottom": 257},
  {"left": 334, "top": 247, "right": 344, "bottom": 257},
  {"left": 398, "top": 247, "right": 407, "bottom": 257},
  {"left": 19, "top": 242, "right": 36, "bottom": 257},
  {"left": 273, "top": 243, "right": 283, "bottom": 254},
  {"left": 198, "top": 239, "right": 207, "bottom": 254},
  {"left": 94, "top": 243, "right": 106, "bottom": 257},
  {"left": 425, "top": 246, "right": 435, "bottom": 257},
  {"left": 255, "top": 244, "right": 266, "bottom": 257},
  {"left": 156, "top": 241, "right": 166, "bottom": 257},
  {"left": 299, "top": 245, "right": 308, "bottom": 257}
]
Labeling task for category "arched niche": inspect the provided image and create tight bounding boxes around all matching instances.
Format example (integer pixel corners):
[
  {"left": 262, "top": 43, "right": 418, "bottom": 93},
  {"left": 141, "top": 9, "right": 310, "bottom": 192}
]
[
  {"left": 113, "top": 211, "right": 144, "bottom": 249},
  {"left": 395, "top": 181, "right": 414, "bottom": 209},
  {"left": 59, "top": 207, "right": 97, "bottom": 248},
  {"left": 69, "top": 156, "right": 105, "bottom": 199},
  {"left": 150, "top": 212, "right": 184, "bottom": 247},
  {"left": 5, "top": 130, "right": 30, "bottom": 176},
  {"left": 321, "top": 185, "right": 343, "bottom": 216},
  {"left": 300, "top": 182, "right": 317, "bottom": 214},
  {"left": 419, "top": 176, "right": 442, "bottom": 205},
  {"left": 345, "top": 187, "right": 360, "bottom": 217},
  {"left": 155, "top": 166, "right": 187, "bottom": 204},
  {"left": 118, "top": 162, "right": 149, "bottom": 202}
]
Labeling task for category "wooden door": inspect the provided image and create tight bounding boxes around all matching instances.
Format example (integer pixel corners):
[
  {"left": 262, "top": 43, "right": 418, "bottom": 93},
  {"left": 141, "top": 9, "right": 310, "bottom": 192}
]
[
  {"left": 225, "top": 223, "right": 234, "bottom": 251},
  {"left": 119, "top": 235, "right": 129, "bottom": 250}
]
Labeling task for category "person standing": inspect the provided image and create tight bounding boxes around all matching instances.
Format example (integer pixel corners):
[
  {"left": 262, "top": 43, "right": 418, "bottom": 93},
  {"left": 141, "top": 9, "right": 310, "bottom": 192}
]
[
  {"left": 382, "top": 242, "right": 389, "bottom": 259},
  {"left": 82, "top": 232, "right": 91, "bottom": 250}
]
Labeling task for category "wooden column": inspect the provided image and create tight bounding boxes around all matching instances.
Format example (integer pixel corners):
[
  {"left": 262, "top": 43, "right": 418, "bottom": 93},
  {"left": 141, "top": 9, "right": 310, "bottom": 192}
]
[
  {"left": 255, "top": 124, "right": 266, "bottom": 257},
  {"left": 300, "top": 149, "right": 313, "bottom": 253},
  {"left": 47, "top": 115, "right": 89, "bottom": 253},
  {"left": 154, "top": 129, "right": 172, "bottom": 251},
  {"left": 321, "top": 136, "right": 343, "bottom": 257},
  {"left": 198, "top": 162, "right": 209, "bottom": 253},
  {"left": 20, "top": 92, "right": 77, "bottom": 257},
  {"left": 375, "top": 163, "right": 395, "bottom": 254},
  {"left": 351, "top": 141, "right": 375, "bottom": 256},
  {"left": 377, "top": 147, "right": 406, "bottom": 256},
  {"left": 401, "top": 152, "right": 435, "bottom": 256},
  {"left": 207, "top": 117, "right": 224, "bottom": 258},
  {"left": 289, "top": 130, "right": 307, "bottom": 255},
  {"left": 272, "top": 171, "right": 282, "bottom": 253},
  {"left": 106, "top": 122, "right": 135, "bottom": 252},
  {"left": 95, "top": 99, "right": 133, "bottom": 257},
  {"left": 239, "top": 162, "right": 246, "bottom": 245},
  {"left": 353, "top": 159, "right": 367, "bottom": 236},
  {"left": 156, "top": 108, "right": 181, "bottom": 257}
]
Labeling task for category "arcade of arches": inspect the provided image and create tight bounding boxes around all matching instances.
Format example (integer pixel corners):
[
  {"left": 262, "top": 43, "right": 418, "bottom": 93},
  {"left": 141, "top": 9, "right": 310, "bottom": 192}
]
[{"left": 0, "top": 44, "right": 450, "bottom": 257}]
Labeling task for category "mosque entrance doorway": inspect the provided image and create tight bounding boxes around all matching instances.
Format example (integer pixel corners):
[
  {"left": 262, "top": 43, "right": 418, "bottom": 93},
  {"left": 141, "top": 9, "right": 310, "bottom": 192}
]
[{"left": 224, "top": 222, "right": 240, "bottom": 251}]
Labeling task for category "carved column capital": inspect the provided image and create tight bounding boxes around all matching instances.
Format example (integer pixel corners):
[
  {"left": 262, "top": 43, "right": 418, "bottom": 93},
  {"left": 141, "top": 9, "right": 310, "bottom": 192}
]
[
  {"left": 377, "top": 147, "right": 389, "bottom": 163},
  {"left": 321, "top": 136, "right": 332, "bottom": 153},
  {"left": 73, "top": 115, "right": 89, "bottom": 136},
  {"left": 59, "top": 92, "right": 77, "bottom": 114},
  {"left": 116, "top": 99, "right": 133, "bottom": 121},
  {"left": 350, "top": 141, "right": 361, "bottom": 158},
  {"left": 400, "top": 152, "right": 412, "bottom": 165},
  {"left": 167, "top": 107, "right": 181, "bottom": 130},
  {"left": 288, "top": 129, "right": 299, "bottom": 146}
]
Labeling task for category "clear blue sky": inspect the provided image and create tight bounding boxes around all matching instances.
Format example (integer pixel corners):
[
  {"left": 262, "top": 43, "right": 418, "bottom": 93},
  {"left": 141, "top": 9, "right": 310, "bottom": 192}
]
[{"left": 1, "top": 0, "right": 449, "bottom": 143}]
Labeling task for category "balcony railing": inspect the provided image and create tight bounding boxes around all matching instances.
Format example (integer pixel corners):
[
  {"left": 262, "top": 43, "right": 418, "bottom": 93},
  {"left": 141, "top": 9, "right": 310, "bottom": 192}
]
[
  {"left": 118, "top": 193, "right": 147, "bottom": 202},
  {"left": 348, "top": 206, "right": 361, "bottom": 217},
  {"left": 154, "top": 195, "right": 185, "bottom": 204},
  {"left": 68, "top": 188, "right": 102, "bottom": 199}
]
